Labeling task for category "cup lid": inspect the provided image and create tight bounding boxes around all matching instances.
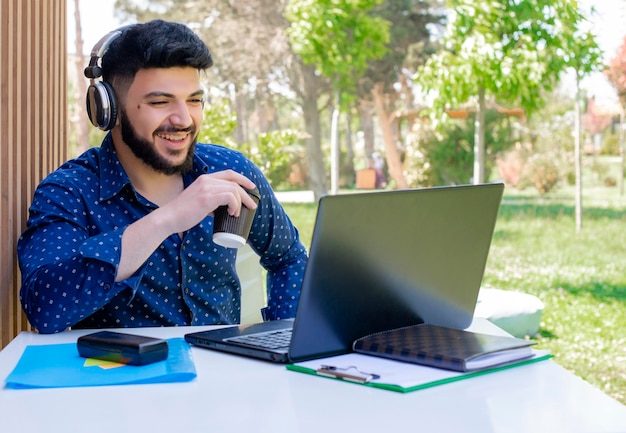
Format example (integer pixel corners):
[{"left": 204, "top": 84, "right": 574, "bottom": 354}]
[{"left": 213, "top": 232, "right": 246, "bottom": 248}]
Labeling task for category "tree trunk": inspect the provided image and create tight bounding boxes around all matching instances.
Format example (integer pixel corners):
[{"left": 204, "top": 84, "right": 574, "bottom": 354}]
[
  {"left": 232, "top": 83, "right": 247, "bottom": 144},
  {"left": 371, "top": 82, "right": 407, "bottom": 189},
  {"left": 574, "top": 77, "right": 583, "bottom": 232},
  {"left": 357, "top": 99, "right": 375, "bottom": 157},
  {"left": 617, "top": 107, "right": 624, "bottom": 196},
  {"left": 473, "top": 86, "right": 486, "bottom": 184},
  {"left": 330, "top": 92, "right": 340, "bottom": 195},
  {"left": 344, "top": 110, "right": 355, "bottom": 187},
  {"left": 301, "top": 64, "right": 327, "bottom": 200}
]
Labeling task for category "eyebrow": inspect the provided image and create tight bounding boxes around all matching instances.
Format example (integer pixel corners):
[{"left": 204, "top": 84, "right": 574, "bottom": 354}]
[{"left": 143, "top": 89, "right": 205, "bottom": 99}]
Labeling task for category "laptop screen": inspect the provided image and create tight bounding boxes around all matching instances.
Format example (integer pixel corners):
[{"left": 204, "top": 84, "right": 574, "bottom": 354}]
[{"left": 287, "top": 183, "right": 504, "bottom": 361}]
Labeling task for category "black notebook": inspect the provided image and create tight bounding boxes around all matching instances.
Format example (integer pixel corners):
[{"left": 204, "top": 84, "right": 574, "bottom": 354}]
[{"left": 352, "top": 324, "right": 536, "bottom": 372}]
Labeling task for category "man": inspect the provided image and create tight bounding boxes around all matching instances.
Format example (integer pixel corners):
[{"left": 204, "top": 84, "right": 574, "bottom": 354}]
[{"left": 17, "top": 20, "right": 308, "bottom": 334}]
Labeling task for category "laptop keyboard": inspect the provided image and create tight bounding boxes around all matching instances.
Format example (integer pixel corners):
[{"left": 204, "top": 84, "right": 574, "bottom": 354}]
[{"left": 225, "top": 329, "right": 293, "bottom": 350}]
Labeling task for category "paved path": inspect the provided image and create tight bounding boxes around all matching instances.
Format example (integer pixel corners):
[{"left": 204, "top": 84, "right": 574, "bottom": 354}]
[{"left": 274, "top": 190, "right": 315, "bottom": 203}]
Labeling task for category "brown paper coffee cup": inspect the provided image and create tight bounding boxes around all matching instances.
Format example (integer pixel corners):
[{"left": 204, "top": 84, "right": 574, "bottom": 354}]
[{"left": 213, "top": 187, "right": 260, "bottom": 248}]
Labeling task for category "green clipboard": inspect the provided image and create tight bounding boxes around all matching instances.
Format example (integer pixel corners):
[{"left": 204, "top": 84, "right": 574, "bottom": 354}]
[{"left": 287, "top": 350, "right": 552, "bottom": 393}]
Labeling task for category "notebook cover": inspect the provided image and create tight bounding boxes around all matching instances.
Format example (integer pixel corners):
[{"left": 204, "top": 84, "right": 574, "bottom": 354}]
[{"left": 352, "top": 324, "right": 536, "bottom": 372}]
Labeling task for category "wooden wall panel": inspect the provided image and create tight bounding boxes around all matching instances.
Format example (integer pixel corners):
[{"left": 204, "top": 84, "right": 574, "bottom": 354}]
[{"left": 0, "top": 0, "right": 67, "bottom": 348}]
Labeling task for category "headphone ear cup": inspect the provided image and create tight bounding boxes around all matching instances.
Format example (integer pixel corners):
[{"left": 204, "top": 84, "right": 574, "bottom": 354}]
[
  {"left": 85, "top": 81, "right": 118, "bottom": 130},
  {"left": 101, "top": 82, "right": 118, "bottom": 130}
]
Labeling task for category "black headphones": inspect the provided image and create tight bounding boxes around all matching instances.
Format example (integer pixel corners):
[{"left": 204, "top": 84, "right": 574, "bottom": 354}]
[{"left": 83, "top": 29, "right": 124, "bottom": 130}]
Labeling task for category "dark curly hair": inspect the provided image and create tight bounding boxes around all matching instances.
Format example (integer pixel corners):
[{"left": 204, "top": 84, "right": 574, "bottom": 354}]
[{"left": 101, "top": 19, "right": 213, "bottom": 98}]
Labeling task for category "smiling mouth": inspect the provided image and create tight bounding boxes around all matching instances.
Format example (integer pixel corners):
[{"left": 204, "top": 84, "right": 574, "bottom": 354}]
[{"left": 157, "top": 131, "right": 190, "bottom": 142}]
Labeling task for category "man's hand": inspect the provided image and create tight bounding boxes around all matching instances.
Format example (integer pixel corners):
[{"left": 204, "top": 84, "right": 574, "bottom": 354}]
[
  {"left": 160, "top": 170, "right": 257, "bottom": 235},
  {"left": 116, "top": 170, "right": 256, "bottom": 282}
]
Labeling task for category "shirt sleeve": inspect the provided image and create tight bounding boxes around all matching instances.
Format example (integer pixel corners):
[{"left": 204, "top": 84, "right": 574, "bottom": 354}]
[
  {"left": 17, "top": 181, "right": 137, "bottom": 333},
  {"left": 245, "top": 171, "right": 308, "bottom": 321}
]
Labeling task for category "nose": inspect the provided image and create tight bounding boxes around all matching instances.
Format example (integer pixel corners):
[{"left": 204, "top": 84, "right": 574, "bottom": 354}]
[{"left": 168, "top": 100, "right": 194, "bottom": 127}]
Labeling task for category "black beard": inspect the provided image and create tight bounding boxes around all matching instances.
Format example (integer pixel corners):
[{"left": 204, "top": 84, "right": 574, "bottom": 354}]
[{"left": 120, "top": 112, "right": 196, "bottom": 175}]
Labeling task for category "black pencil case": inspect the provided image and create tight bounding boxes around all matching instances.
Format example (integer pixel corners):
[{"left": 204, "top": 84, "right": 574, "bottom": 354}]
[{"left": 77, "top": 331, "right": 169, "bottom": 366}]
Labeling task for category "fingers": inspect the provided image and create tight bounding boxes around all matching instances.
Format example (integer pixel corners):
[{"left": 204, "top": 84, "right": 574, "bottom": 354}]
[
  {"left": 210, "top": 169, "right": 256, "bottom": 190},
  {"left": 206, "top": 170, "right": 257, "bottom": 216},
  {"left": 215, "top": 188, "right": 249, "bottom": 218},
  {"left": 193, "top": 172, "right": 257, "bottom": 217},
  {"left": 158, "top": 171, "right": 258, "bottom": 236},
  {"left": 201, "top": 172, "right": 256, "bottom": 214}
]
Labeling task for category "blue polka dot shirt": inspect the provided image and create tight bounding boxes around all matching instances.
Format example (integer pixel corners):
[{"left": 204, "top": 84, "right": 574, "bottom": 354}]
[{"left": 17, "top": 134, "right": 308, "bottom": 333}]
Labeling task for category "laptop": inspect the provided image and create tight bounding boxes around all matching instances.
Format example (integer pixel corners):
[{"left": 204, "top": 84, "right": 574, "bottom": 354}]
[{"left": 184, "top": 183, "right": 505, "bottom": 363}]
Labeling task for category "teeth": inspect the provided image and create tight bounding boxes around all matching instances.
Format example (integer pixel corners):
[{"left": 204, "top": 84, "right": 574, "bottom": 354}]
[{"left": 158, "top": 133, "right": 187, "bottom": 141}]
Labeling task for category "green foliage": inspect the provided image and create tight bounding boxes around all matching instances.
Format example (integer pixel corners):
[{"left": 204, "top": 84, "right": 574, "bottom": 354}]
[
  {"left": 416, "top": 0, "right": 601, "bottom": 117},
  {"left": 587, "top": 157, "right": 616, "bottom": 187},
  {"left": 253, "top": 130, "right": 306, "bottom": 189},
  {"left": 412, "top": 122, "right": 475, "bottom": 185},
  {"left": 196, "top": 99, "right": 240, "bottom": 149},
  {"left": 601, "top": 130, "right": 622, "bottom": 156},
  {"left": 286, "top": 0, "right": 390, "bottom": 102},
  {"left": 360, "top": 0, "right": 444, "bottom": 93},
  {"left": 413, "top": 0, "right": 603, "bottom": 185},
  {"left": 496, "top": 145, "right": 569, "bottom": 195},
  {"left": 522, "top": 154, "right": 560, "bottom": 194},
  {"left": 405, "top": 110, "right": 514, "bottom": 186},
  {"left": 485, "top": 190, "right": 626, "bottom": 405},
  {"left": 196, "top": 99, "right": 304, "bottom": 189}
]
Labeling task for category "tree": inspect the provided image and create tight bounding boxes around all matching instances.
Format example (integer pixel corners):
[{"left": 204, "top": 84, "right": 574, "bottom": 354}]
[
  {"left": 286, "top": 0, "right": 390, "bottom": 194},
  {"left": 114, "top": 0, "right": 292, "bottom": 140},
  {"left": 565, "top": 27, "right": 604, "bottom": 232},
  {"left": 115, "top": 0, "right": 331, "bottom": 200},
  {"left": 606, "top": 36, "right": 626, "bottom": 106},
  {"left": 197, "top": 99, "right": 305, "bottom": 189},
  {"left": 605, "top": 35, "right": 626, "bottom": 196},
  {"left": 415, "top": 0, "right": 600, "bottom": 190},
  {"left": 359, "top": 0, "right": 444, "bottom": 189}
]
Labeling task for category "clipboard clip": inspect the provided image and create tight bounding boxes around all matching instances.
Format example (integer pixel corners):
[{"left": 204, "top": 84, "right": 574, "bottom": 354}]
[{"left": 316, "top": 364, "right": 381, "bottom": 384}]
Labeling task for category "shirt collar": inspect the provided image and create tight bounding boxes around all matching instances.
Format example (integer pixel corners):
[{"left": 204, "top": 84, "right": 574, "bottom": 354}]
[
  {"left": 98, "top": 134, "right": 132, "bottom": 201},
  {"left": 98, "top": 134, "right": 210, "bottom": 201}
]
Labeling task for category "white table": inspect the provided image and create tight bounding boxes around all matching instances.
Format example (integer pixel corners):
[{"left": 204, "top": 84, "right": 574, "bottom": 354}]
[{"left": 1, "top": 318, "right": 625, "bottom": 433}]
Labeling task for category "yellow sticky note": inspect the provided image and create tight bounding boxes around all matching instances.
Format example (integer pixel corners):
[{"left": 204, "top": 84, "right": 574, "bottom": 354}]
[{"left": 83, "top": 358, "right": 125, "bottom": 369}]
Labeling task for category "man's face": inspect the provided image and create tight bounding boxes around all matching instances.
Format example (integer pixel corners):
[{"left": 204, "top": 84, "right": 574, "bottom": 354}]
[{"left": 119, "top": 67, "right": 205, "bottom": 174}]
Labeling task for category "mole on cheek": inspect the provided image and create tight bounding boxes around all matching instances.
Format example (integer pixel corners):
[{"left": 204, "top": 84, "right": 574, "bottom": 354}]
[{"left": 137, "top": 105, "right": 141, "bottom": 109}]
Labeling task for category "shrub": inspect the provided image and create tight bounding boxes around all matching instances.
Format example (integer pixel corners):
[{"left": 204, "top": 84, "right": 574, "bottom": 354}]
[
  {"left": 197, "top": 99, "right": 305, "bottom": 189},
  {"left": 522, "top": 155, "right": 560, "bottom": 194},
  {"left": 495, "top": 143, "right": 531, "bottom": 188},
  {"left": 252, "top": 130, "right": 305, "bottom": 190},
  {"left": 404, "top": 110, "right": 514, "bottom": 187}
]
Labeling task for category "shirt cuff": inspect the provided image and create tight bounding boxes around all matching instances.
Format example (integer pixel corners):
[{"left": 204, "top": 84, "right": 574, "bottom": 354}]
[{"left": 78, "top": 228, "right": 124, "bottom": 266}]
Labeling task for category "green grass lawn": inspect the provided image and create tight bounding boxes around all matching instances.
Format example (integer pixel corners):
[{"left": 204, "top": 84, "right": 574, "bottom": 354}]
[{"left": 282, "top": 184, "right": 626, "bottom": 405}]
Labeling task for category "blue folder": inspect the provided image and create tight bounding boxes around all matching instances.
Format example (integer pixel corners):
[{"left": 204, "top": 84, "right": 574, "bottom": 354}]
[{"left": 5, "top": 337, "right": 196, "bottom": 389}]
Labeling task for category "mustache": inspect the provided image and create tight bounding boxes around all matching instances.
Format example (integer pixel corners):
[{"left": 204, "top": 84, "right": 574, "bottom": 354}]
[{"left": 154, "top": 125, "right": 196, "bottom": 135}]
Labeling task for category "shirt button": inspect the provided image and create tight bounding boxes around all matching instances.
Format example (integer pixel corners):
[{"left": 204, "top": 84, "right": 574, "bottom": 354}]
[{"left": 184, "top": 288, "right": 189, "bottom": 294}]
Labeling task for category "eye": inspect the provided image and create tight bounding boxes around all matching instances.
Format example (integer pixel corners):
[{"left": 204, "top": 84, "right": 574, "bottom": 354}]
[{"left": 148, "top": 100, "right": 168, "bottom": 106}]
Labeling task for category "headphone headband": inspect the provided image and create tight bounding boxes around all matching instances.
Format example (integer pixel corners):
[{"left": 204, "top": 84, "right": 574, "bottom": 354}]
[{"left": 84, "top": 29, "right": 125, "bottom": 79}]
